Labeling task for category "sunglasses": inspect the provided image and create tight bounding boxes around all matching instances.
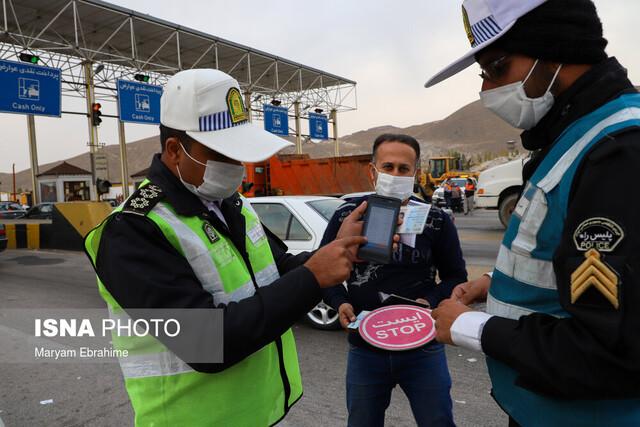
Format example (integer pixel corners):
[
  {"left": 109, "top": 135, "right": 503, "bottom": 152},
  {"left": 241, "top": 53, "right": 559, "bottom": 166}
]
[{"left": 479, "top": 55, "right": 511, "bottom": 82}]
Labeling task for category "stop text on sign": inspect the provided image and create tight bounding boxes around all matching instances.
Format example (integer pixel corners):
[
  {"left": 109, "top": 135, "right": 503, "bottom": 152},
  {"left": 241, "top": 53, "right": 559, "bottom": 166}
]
[{"left": 359, "top": 305, "right": 436, "bottom": 351}]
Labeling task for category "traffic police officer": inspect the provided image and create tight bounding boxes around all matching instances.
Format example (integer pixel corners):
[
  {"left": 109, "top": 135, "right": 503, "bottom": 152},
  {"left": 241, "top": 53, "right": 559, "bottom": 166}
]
[
  {"left": 427, "top": 0, "right": 640, "bottom": 426},
  {"left": 85, "top": 69, "right": 366, "bottom": 426}
]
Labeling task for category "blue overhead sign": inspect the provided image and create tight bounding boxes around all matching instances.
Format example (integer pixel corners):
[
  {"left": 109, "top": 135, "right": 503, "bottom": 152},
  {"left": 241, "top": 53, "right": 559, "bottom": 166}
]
[
  {"left": 117, "top": 79, "right": 162, "bottom": 124},
  {"left": 263, "top": 104, "right": 289, "bottom": 136},
  {"left": 0, "top": 59, "right": 61, "bottom": 117},
  {"left": 308, "top": 112, "right": 329, "bottom": 140}
]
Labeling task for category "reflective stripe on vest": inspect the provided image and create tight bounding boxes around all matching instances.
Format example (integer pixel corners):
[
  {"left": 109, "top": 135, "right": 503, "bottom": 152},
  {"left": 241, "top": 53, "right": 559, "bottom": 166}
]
[
  {"left": 149, "top": 200, "right": 280, "bottom": 305},
  {"left": 84, "top": 189, "right": 303, "bottom": 427},
  {"left": 487, "top": 94, "right": 640, "bottom": 426}
]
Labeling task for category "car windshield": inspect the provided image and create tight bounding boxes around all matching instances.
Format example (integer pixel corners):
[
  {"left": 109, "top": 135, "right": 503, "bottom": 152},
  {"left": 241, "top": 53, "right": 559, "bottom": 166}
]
[
  {"left": 0, "top": 203, "right": 23, "bottom": 211},
  {"left": 306, "top": 199, "right": 345, "bottom": 222},
  {"left": 441, "top": 179, "right": 468, "bottom": 188}
]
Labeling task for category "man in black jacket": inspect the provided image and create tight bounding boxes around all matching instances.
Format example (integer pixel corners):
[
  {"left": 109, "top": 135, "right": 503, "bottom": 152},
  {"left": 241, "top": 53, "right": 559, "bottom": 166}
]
[
  {"left": 427, "top": 0, "right": 640, "bottom": 426},
  {"left": 323, "top": 134, "right": 467, "bottom": 427}
]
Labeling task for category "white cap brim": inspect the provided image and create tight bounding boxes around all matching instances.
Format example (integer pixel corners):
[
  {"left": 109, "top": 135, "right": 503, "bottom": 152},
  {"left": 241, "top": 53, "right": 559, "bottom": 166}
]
[
  {"left": 424, "top": 21, "right": 515, "bottom": 88},
  {"left": 187, "top": 123, "right": 294, "bottom": 163}
]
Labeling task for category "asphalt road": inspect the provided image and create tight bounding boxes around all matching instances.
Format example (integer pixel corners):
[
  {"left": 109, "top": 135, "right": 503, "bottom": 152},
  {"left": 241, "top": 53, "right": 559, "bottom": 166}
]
[{"left": 0, "top": 209, "right": 506, "bottom": 427}]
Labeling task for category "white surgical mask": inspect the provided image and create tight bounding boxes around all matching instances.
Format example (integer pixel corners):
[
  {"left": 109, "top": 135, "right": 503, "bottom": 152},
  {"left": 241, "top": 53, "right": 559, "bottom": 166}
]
[
  {"left": 177, "top": 143, "right": 245, "bottom": 201},
  {"left": 479, "top": 60, "right": 563, "bottom": 130},
  {"left": 374, "top": 168, "right": 415, "bottom": 201}
]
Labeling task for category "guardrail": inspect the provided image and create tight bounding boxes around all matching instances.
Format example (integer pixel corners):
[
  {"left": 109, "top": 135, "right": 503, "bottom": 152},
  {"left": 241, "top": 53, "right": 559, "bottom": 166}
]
[{"left": 0, "top": 202, "right": 111, "bottom": 250}]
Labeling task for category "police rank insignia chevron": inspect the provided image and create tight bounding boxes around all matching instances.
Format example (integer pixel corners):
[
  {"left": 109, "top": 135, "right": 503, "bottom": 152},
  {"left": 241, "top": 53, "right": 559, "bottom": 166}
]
[
  {"left": 571, "top": 249, "right": 620, "bottom": 309},
  {"left": 226, "top": 87, "right": 247, "bottom": 124}
]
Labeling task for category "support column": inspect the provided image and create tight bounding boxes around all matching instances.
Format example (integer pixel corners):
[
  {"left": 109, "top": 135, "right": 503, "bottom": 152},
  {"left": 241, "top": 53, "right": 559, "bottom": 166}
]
[
  {"left": 118, "top": 120, "right": 130, "bottom": 198},
  {"left": 331, "top": 109, "right": 339, "bottom": 157},
  {"left": 27, "top": 115, "right": 39, "bottom": 205},
  {"left": 294, "top": 101, "right": 302, "bottom": 155},
  {"left": 83, "top": 62, "right": 98, "bottom": 200},
  {"left": 244, "top": 92, "right": 252, "bottom": 123}
]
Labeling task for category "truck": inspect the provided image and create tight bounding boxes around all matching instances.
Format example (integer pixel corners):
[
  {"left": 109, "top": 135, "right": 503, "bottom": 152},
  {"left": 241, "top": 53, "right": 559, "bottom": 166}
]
[
  {"left": 475, "top": 158, "right": 526, "bottom": 228},
  {"left": 243, "top": 153, "right": 373, "bottom": 197},
  {"left": 423, "top": 156, "right": 479, "bottom": 187}
]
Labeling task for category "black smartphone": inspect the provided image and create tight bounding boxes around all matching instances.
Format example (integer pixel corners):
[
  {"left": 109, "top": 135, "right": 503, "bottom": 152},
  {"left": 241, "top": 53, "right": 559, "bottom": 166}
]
[
  {"left": 378, "top": 292, "right": 431, "bottom": 309},
  {"left": 358, "top": 195, "right": 402, "bottom": 264}
]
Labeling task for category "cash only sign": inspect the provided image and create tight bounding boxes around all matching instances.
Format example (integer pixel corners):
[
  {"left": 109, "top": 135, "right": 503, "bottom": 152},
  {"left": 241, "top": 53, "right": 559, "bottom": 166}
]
[{"left": 359, "top": 305, "right": 436, "bottom": 351}]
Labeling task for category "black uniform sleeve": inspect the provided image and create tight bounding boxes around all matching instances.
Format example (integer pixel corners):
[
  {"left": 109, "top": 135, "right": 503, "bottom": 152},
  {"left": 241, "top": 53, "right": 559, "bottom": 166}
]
[
  {"left": 428, "top": 210, "right": 468, "bottom": 306},
  {"left": 95, "top": 212, "right": 322, "bottom": 373},
  {"left": 481, "top": 130, "right": 640, "bottom": 398}
]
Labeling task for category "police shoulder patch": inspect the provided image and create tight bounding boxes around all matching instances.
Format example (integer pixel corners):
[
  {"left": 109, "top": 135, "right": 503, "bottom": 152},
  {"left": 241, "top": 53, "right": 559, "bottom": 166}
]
[
  {"left": 122, "top": 184, "right": 164, "bottom": 216},
  {"left": 573, "top": 217, "right": 624, "bottom": 253}
]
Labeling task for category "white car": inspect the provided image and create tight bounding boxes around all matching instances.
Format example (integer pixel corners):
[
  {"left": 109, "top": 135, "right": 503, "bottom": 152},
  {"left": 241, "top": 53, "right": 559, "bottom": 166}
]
[{"left": 249, "top": 196, "right": 346, "bottom": 330}]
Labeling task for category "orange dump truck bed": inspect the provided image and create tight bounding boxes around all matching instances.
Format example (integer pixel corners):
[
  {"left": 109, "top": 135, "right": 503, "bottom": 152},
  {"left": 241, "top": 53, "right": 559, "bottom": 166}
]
[{"left": 244, "top": 154, "right": 373, "bottom": 197}]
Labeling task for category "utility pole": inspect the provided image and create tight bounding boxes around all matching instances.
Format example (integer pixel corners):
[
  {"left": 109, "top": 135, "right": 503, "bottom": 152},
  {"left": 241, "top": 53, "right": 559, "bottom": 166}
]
[
  {"left": 12, "top": 163, "right": 17, "bottom": 202},
  {"left": 331, "top": 109, "right": 339, "bottom": 157},
  {"left": 27, "top": 115, "right": 39, "bottom": 205},
  {"left": 84, "top": 62, "right": 99, "bottom": 201},
  {"left": 118, "top": 120, "right": 130, "bottom": 198},
  {"left": 294, "top": 101, "right": 302, "bottom": 155}
]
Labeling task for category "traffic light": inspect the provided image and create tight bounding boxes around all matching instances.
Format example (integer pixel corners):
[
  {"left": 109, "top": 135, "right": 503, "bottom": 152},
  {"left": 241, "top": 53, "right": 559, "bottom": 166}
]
[
  {"left": 134, "top": 74, "right": 150, "bottom": 83},
  {"left": 18, "top": 53, "right": 40, "bottom": 64},
  {"left": 91, "top": 103, "right": 102, "bottom": 126},
  {"left": 96, "top": 178, "right": 112, "bottom": 195}
]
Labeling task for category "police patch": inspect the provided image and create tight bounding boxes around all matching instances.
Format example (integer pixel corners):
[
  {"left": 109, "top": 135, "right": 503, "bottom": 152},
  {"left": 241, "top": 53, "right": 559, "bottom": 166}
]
[
  {"left": 226, "top": 87, "right": 247, "bottom": 124},
  {"left": 573, "top": 217, "right": 624, "bottom": 253},
  {"left": 203, "top": 222, "right": 220, "bottom": 244}
]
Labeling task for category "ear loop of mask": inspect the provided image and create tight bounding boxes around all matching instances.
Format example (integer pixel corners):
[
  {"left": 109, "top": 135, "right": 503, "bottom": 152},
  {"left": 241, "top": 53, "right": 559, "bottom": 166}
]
[
  {"left": 176, "top": 142, "right": 203, "bottom": 186},
  {"left": 179, "top": 142, "right": 207, "bottom": 167},
  {"left": 522, "top": 60, "right": 563, "bottom": 94}
]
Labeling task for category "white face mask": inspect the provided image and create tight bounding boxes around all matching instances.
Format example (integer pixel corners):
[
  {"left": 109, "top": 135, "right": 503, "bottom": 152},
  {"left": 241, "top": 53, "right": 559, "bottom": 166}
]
[
  {"left": 479, "top": 60, "right": 563, "bottom": 130},
  {"left": 177, "top": 143, "right": 245, "bottom": 201},
  {"left": 374, "top": 167, "right": 415, "bottom": 201}
]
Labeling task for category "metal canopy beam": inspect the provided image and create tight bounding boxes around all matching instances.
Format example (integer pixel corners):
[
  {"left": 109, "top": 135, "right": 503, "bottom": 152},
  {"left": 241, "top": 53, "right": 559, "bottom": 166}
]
[{"left": 0, "top": 0, "right": 356, "bottom": 112}]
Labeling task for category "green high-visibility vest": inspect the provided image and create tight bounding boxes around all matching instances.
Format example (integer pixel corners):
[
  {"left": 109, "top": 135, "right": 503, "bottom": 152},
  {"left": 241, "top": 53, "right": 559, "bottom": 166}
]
[{"left": 85, "top": 182, "right": 303, "bottom": 427}]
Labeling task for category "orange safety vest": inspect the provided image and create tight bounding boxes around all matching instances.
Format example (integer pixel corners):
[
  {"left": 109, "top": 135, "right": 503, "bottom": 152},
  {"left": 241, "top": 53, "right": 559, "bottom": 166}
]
[{"left": 465, "top": 183, "right": 475, "bottom": 192}]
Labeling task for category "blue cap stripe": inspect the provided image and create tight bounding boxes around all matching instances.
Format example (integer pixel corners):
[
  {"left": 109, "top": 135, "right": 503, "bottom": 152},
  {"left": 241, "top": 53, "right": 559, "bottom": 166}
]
[
  {"left": 469, "top": 15, "right": 503, "bottom": 48},
  {"left": 197, "top": 110, "right": 248, "bottom": 132},
  {"left": 479, "top": 20, "right": 495, "bottom": 38},
  {"left": 472, "top": 24, "right": 487, "bottom": 45},
  {"left": 486, "top": 16, "right": 501, "bottom": 33}
]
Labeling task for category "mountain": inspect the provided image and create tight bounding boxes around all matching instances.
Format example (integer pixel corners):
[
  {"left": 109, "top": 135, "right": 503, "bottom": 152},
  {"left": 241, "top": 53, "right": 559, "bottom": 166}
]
[
  {"left": 339, "top": 101, "right": 523, "bottom": 160},
  {"left": 0, "top": 136, "right": 163, "bottom": 194},
  {"left": 0, "top": 101, "right": 522, "bottom": 193}
]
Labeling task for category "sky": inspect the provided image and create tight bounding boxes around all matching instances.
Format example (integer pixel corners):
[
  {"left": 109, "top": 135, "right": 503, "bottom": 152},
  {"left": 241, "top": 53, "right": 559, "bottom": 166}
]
[{"left": 1, "top": 0, "right": 639, "bottom": 173}]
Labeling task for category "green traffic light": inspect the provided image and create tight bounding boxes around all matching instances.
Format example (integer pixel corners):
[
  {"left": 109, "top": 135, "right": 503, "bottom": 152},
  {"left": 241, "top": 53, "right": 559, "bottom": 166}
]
[
  {"left": 134, "top": 74, "right": 150, "bottom": 83},
  {"left": 19, "top": 53, "right": 39, "bottom": 64}
]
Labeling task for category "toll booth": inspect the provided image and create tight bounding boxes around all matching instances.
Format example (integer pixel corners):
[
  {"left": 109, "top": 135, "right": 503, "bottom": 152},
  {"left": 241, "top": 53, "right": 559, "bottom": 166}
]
[{"left": 36, "top": 161, "right": 95, "bottom": 202}]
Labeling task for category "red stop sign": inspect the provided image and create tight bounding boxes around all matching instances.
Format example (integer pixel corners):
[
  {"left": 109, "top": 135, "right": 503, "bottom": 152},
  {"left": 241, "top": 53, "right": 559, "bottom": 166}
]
[{"left": 359, "top": 305, "right": 436, "bottom": 351}]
